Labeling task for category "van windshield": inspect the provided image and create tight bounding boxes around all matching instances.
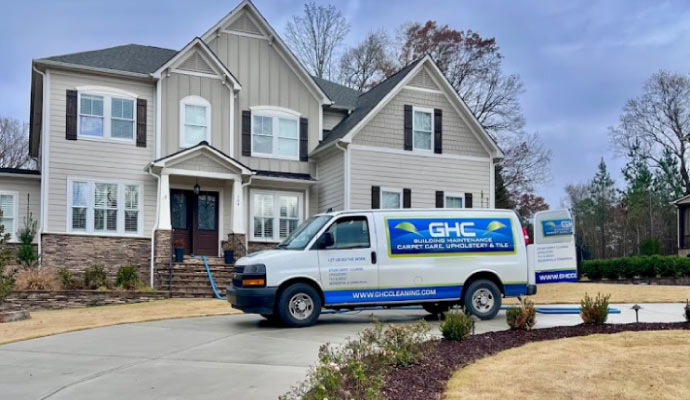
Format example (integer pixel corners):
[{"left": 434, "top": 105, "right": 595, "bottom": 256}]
[{"left": 276, "top": 215, "right": 332, "bottom": 250}]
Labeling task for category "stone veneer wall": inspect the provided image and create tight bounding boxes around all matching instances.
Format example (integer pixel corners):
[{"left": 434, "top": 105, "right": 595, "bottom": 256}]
[
  {"left": 2, "top": 290, "right": 169, "bottom": 311},
  {"left": 153, "top": 229, "right": 172, "bottom": 289},
  {"left": 248, "top": 241, "right": 277, "bottom": 254},
  {"left": 5, "top": 243, "right": 39, "bottom": 267},
  {"left": 41, "top": 233, "right": 151, "bottom": 280}
]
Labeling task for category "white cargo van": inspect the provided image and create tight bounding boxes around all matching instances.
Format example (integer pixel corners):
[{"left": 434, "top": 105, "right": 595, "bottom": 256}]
[{"left": 227, "top": 208, "right": 544, "bottom": 327}]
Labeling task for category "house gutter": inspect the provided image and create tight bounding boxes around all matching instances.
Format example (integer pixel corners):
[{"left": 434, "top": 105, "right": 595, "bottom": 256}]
[
  {"left": 147, "top": 165, "right": 161, "bottom": 288},
  {"left": 32, "top": 64, "right": 47, "bottom": 259}
]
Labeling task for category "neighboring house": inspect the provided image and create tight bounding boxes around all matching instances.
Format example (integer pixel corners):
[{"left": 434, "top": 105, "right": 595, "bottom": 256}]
[
  {"left": 6, "top": 0, "right": 502, "bottom": 286},
  {"left": 673, "top": 195, "right": 690, "bottom": 256}
]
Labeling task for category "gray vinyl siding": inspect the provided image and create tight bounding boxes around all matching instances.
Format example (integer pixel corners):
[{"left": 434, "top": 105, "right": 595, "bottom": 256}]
[
  {"left": 45, "top": 69, "right": 156, "bottom": 234},
  {"left": 160, "top": 71, "right": 231, "bottom": 157},
  {"left": 352, "top": 88, "right": 488, "bottom": 158},
  {"left": 206, "top": 27, "right": 320, "bottom": 174},
  {"left": 0, "top": 175, "right": 41, "bottom": 242},
  {"left": 349, "top": 148, "right": 491, "bottom": 209},
  {"left": 315, "top": 146, "right": 344, "bottom": 211},
  {"left": 323, "top": 110, "right": 346, "bottom": 131}
]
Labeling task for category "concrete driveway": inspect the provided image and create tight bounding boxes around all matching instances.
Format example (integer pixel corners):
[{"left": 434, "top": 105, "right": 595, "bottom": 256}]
[{"left": 1, "top": 303, "right": 686, "bottom": 400}]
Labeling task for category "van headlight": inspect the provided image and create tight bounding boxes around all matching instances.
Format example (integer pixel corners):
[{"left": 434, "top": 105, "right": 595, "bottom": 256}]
[{"left": 243, "top": 264, "right": 266, "bottom": 274}]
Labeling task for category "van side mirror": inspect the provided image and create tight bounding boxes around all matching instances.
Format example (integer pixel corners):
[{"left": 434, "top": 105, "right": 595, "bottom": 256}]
[{"left": 317, "top": 232, "right": 334, "bottom": 249}]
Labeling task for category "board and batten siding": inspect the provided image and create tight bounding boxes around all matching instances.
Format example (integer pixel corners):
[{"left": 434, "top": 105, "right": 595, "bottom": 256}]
[
  {"left": 349, "top": 148, "right": 491, "bottom": 209},
  {"left": 352, "top": 88, "right": 489, "bottom": 158},
  {"left": 0, "top": 175, "right": 41, "bottom": 241},
  {"left": 206, "top": 29, "right": 320, "bottom": 174},
  {"left": 160, "top": 72, "right": 231, "bottom": 157},
  {"left": 315, "top": 146, "right": 344, "bottom": 211},
  {"left": 45, "top": 69, "right": 156, "bottom": 234}
]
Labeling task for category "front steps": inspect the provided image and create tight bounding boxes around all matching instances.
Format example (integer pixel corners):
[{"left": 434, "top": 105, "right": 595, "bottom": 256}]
[{"left": 156, "top": 256, "right": 234, "bottom": 298}]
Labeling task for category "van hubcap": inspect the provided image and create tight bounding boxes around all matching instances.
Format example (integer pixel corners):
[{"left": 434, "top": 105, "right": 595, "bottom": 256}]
[
  {"left": 471, "top": 288, "right": 494, "bottom": 313},
  {"left": 288, "top": 293, "right": 314, "bottom": 320}
]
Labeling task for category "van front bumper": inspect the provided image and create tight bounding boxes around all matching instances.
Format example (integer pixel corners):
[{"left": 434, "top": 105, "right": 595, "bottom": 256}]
[
  {"left": 227, "top": 286, "right": 277, "bottom": 314},
  {"left": 526, "top": 284, "right": 537, "bottom": 295}
]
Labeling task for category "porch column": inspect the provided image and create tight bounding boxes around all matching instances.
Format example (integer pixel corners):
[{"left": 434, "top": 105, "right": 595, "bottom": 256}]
[
  {"left": 232, "top": 178, "right": 245, "bottom": 234},
  {"left": 158, "top": 171, "right": 172, "bottom": 230}
]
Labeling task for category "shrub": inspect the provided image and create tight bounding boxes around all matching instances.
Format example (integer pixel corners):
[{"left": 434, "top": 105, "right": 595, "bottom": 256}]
[
  {"left": 15, "top": 213, "right": 39, "bottom": 268},
  {"left": 440, "top": 308, "right": 473, "bottom": 341},
  {"left": 115, "top": 265, "right": 140, "bottom": 290},
  {"left": 506, "top": 298, "right": 536, "bottom": 330},
  {"left": 685, "top": 300, "right": 690, "bottom": 323},
  {"left": 0, "top": 218, "right": 13, "bottom": 304},
  {"left": 639, "top": 238, "right": 661, "bottom": 256},
  {"left": 15, "top": 268, "right": 60, "bottom": 291},
  {"left": 580, "top": 292, "right": 610, "bottom": 325},
  {"left": 582, "top": 256, "right": 690, "bottom": 281},
  {"left": 84, "top": 265, "right": 108, "bottom": 290},
  {"left": 57, "top": 267, "right": 72, "bottom": 289}
]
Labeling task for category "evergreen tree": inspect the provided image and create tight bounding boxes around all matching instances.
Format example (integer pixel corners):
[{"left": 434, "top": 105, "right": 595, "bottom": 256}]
[
  {"left": 590, "top": 158, "right": 616, "bottom": 258},
  {"left": 494, "top": 164, "right": 513, "bottom": 209}
]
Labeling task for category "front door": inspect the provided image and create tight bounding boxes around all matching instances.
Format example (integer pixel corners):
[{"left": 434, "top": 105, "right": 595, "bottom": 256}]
[{"left": 171, "top": 189, "right": 219, "bottom": 256}]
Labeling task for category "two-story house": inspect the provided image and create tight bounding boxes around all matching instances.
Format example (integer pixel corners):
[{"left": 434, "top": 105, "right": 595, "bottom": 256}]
[{"left": 3, "top": 0, "right": 502, "bottom": 287}]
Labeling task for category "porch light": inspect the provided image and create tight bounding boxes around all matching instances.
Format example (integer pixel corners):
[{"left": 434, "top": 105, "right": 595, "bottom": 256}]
[{"left": 194, "top": 181, "right": 201, "bottom": 196}]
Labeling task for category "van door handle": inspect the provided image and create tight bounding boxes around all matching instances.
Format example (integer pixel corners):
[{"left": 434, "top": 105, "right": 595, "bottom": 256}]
[{"left": 371, "top": 251, "right": 377, "bottom": 264}]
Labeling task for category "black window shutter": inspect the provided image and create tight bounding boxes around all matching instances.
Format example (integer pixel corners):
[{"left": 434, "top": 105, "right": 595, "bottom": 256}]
[
  {"left": 465, "top": 193, "right": 473, "bottom": 208},
  {"left": 403, "top": 105, "right": 412, "bottom": 151},
  {"left": 136, "top": 98, "right": 147, "bottom": 148},
  {"left": 403, "top": 188, "right": 412, "bottom": 208},
  {"left": 436, "top": 191, "right": 444, "bottom": 208},
  {"left": 242, "top": 110, "right": 251, "bottom": 156},
  {"left": 371, "top": 186, "right": 380, "bottom": 209},
  {"left": 66, "top": 89, "right": 77, "bottom": 140},
  {"left": 434, "top": 108, "right": 442, "bottom": 154},
  {"left": 299, "top": 117, "right": 308, "bottom": 161}
]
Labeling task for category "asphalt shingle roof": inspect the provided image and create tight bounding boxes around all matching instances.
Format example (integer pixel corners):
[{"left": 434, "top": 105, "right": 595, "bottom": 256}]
[
  {"left": 39, "top": 44, "right": 178, "bottom": 75},
  {"left": 311, "top": 76, "right": 360, "bottom": 110}
]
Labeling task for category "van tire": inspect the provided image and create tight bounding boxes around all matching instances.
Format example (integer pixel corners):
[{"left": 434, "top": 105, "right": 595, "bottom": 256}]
[
  {"left": 276, "top": 283, "right": 322, "bottom": 327},
  {"left": 422, "top": 302, "right": 452, "bottom": 315},
  {"left": 463, "top": 279, "right": 501, "bottom": 320}
]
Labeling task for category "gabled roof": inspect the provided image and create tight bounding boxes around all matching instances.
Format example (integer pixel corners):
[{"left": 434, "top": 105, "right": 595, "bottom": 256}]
[
  {"left": 312, "top": 76, "right": 360, "bottom": 110},
  {"left": 672, "top": 194, "right": 690, "bottom": 206},
  {"left": 151, "top": 141, "right": 253, "bottom": 175},
  {"left": 0, "top": 168, "right": 41, "bottom": 177},
  {"left": 35, "top": 44, "right": 177, "bottom": 76}
]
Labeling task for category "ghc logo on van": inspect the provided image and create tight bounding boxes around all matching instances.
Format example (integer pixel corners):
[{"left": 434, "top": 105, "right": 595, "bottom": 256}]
[{"left": 386, "top": 217, "right": 516, "bottom": 256}]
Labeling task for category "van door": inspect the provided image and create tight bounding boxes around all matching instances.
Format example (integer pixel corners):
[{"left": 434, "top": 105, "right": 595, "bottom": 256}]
[{"left": 314, "top": 214, "right": 378, "bottom": 305}]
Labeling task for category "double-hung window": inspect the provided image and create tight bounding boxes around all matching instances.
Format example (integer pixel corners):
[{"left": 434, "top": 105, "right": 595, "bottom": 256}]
[
  {"left": 69, "top": 180, "right": 142, "bottom": 235},
  {"left": 381, "top": 188, "right": 402, "bottom": 209},
  {"left": 251, "top": 107, "right": 300, "bottom": 160},
  {"left": 251, "top": 190, "right": 302, "bottom": 241},
  {"left": 0, "top": 192, "right": 18, "bottom": 240},
  {"left": 180, "top": 96, "right": 211, "bottom": 147},
  {"left": 78, "top": 91, "right": 135, "bottom": 141},
  {"left": 412, "top": 107, "right": 433, "bottom": 151},
  {"left": 444, "top": 193, "right": 464, "bottom": 208}
]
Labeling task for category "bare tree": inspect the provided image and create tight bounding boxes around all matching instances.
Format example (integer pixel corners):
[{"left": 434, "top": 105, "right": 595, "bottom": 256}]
[
  {"left": 500, "top": 131, "right": 552, "bottom": 195},
  {"left": 285, "top": 2, "right": 350, "bottom": 79},
  {"left": 338, "top": 30, "right": 393, "bottom": 91},
  {"left": 0, "top": 117, "right": 33, "bottom": 169},
  {"left": 610, "top": 70, "right": 690, "bottom": 195}
]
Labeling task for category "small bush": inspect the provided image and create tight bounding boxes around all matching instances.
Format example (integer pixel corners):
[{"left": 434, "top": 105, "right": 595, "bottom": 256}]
[
  {"left": 84, "top": 265, "right": 108, "bottom": 290},
  {"left": 506, "top": 298, "right": 536, "bottom": 330},
  {"left": 580, "top": 292, "right": 610, "bottom": 325},
  {"left": 15, "top": 268, "right": 60, "bottom": 291},
  {"left": 58, "top": 267, "right": 72, "bottom": 289},
  {"left": 115, "top": 265, "right": 139, "bottom": 290},
  {"left": 440, "top": 308, "right": 473, "bottom": 341},
  {"left": 684, "top": 300, "right": 690, "bottom": 323},
  {"left": 0, "top": 211, "right": 13, "bottom": 303}
]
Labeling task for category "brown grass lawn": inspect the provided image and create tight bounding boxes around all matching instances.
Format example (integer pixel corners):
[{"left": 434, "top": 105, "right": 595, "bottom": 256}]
[
  {"left": 0, "top": 298, "right": 240, "bottom": 345},
  {"left": 445, "top": 330, "right": 690, "bottom": 400},
  {"left": 504, "top": 282, "right": 690, "bottom": 305}
]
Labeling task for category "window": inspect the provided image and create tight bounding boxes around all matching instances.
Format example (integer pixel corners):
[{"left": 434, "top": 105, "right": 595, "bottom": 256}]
[
  {"left": 251, "top": 107, "right": 300, "bottom": 159},
  {"left": 444, "top": 194, "right": 464, "bottom": 208},
  {"left": 0, "top": 192, "right": 18, "bottom": 240},
  {"left": 413, "top": 107, "right": 433, "bottom": 151},
  {"left": 381, "top": 188, "right": 402, "bottom": 209},
  {"left": 78, "top": 92, "right": 135, "bottom": 141},
  {"left": 180, "top": 96, "right": 211, "bottom": 147},
  {"left": 321, "top": 216, "right": 370, "bottom": 250},
  {"left": 251, "top": 190, "right": 303, "bottom": 241},
  {"left": 68, "top": 180, "right": 142, "bottom": 235}
]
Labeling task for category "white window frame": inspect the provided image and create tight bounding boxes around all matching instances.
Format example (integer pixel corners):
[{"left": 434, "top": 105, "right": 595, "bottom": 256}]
[
  {"left": 444, "top": 192, "right": 465, "bottom": 208},
  {"left": 179, "top": 95, "right": 212, "bottom": 148},
  {"left": 67, "top": 178, "right": 144, "bottom": 236},
  {"left": 412, "top": 106, "right": 434, "bottom": 152},
  {"left": 0, "top": 191, "right": 19, "bottom": 242},
  {"left": 380, "top": 187, "right": 403, "bottom": 209},
  {"left": 250, "top": 106, "right": 301, "bottom": 161},
  {"left": 77, "top": 89, "right": 137, "bottom": 144},
  {"left": 250, "top": 189, "right": 304, "bottom": 242}
]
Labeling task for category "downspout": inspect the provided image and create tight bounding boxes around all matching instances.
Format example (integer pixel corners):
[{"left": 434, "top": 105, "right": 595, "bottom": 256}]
[
  {"left": 147, "top": 165, "right": 161, "bottom": 288},
  {"left": 335, "top": 141, "right": 350, "bottom": 210},
  {"left": 32, "top": 65, "right": 46, "bottom": 260},
  {"left": 239, "top": 175, "right": 255, "bottom": 254}
]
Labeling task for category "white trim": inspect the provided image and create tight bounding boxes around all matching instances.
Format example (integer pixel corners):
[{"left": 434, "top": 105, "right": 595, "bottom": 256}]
[
  {"left": 155, "top": 78, "right": 162, "bottom": 159},
  {"left": 65, "top": 177, "right": 144, "bottom": 237},
  {"left": 221, "top": 28, "right": 268, "bottom": 40},
  {"left": 170, "top": 68, "right": 223, "bottom": 80},
  {"left": 0, "top": 191, "right": 19, "bottom": 241},
  {"left": 165, "top": 168, "right": 241, "bottom": 181},
  {"left": 252, "top": 175, "right": 317, "bottom": 184},
  {"left": 403, "top": 85, "right": 443, "bottom": 94},
  {"left": 443, "top": 192, "right": 466, "bottom": 209},
  {"left": 0, "top": 173, "right": 40, "bottom": 179},
  {"left": 250, "top": 106, "right": 301, "bottom": 161},
  {"left": 75, "top": 85, "right": 139, "bottom": 99},
  {"left": 179, "top": 95, "right": 212, "bottom": 148},
  {"left": 380, "top": 187, "right": 403, "bottom": 209},
  {"left": 249, "top": 188, "right": 304, "bottom": 243},
  {"left": 151, "top": 143, "right": 253, "bottom": 175},
  {"left": 412, "top": 106, "right": 434, "bottom": 153},
  {"left": 229, "top": 91, "right": 235, "bottom": 158},
  {"left": 335, "top": 142, "right": 351, "bottom": 210},
  {"left": 77, "top": 91, "right": 137, "bottom": 144},
  {"left": 489, "top": 158, "right": 495, "bottom": 208},
  {"left": 349, "top": 144, "right": 491, "bottom": 163},
  {"left": 40, "top": 69, "right": 51, "bottom": 241}
]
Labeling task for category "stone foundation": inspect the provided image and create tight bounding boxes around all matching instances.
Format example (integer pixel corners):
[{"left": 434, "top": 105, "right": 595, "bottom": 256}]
[
  {"left": 41, "top": 233, "right": 151, "bottom": 280},
  {"left": 2, "top": 290, "right": 169, "bottom": 311},
  {"left": 248, "top": 241, "right": 278, "bottom": 254},
  {"left": 153, "top": 229, "right": 172, "bottom": 289},
  {"left": 224, "top": 233, "right": 248, "bottom": 258}
]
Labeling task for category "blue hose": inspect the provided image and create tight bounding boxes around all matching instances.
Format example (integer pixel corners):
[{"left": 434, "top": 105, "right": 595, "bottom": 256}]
[{"left": 201, "top": 256, "right": 227, "bottom": 300}]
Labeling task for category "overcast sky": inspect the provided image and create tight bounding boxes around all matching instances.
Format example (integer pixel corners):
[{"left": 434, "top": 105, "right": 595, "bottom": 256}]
[{"left": 3, "top": 0, "right": 690, "bottom": 206}]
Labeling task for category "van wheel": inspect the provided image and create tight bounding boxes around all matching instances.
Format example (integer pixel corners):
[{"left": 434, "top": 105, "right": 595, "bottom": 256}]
[
  {"left": 260, "top": 314, "right": 276, "bottom": 321},
  {"left": 422, "top": 302, "right": 451, "bottom": 315},
  {"left": 276, "top": 283, "right": 322, "bottom": 327},
  {"left": 463, "top": 279, "right": 501, "bottom": 320}
]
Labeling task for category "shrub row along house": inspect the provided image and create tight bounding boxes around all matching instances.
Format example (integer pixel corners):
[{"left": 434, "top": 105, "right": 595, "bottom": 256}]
[{"left": 2, "top": 0, "right": 502, "bottom": 288}]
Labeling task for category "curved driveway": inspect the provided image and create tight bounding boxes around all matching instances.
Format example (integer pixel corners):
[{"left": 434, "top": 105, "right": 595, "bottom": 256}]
[{"left": 0, "top": 303, "right": 684, "bottom": 400}]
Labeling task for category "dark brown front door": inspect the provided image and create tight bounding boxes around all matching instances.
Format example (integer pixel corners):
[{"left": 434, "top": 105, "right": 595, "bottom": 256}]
[{"left": 171, "top": 189, "right": 219, "bottom": 257}]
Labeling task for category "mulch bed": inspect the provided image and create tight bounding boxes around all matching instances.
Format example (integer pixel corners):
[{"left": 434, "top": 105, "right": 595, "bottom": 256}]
[{"left": 384, "top": 322, "right": 690, "bottom": 400}]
